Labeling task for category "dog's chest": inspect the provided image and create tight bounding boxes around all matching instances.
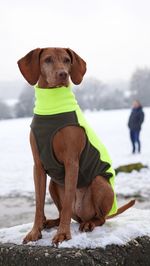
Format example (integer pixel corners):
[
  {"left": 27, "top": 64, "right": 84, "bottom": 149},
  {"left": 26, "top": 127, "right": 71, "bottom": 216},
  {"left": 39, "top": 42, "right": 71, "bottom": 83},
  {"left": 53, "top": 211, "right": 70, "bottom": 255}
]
[
  {"left": 30, "top": 111, "right": 112, "bottom": 188},
  {"left": 72, "top": 188, "right": 95, "bottom": 221}
]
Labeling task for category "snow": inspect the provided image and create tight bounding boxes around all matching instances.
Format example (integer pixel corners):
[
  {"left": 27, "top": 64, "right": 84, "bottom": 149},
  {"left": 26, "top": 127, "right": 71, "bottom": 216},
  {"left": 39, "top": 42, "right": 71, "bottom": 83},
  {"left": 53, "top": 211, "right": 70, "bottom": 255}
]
[
  {"left": 0, "top": 118, "right": 33, "bottom": 197},
  {"left": 0, "top": 208, "right": 150, "bottom": 248},
  {"left": 116, "top": 168, "right": 150, "bottom": 199},
  {"left": 0, "top": 108, "right": 150, "bottom": 248}
]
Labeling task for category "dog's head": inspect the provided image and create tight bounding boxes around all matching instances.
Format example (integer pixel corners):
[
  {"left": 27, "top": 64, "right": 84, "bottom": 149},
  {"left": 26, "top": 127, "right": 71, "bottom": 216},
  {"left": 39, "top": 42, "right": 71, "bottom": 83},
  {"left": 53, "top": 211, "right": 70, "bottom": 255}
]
[{"left": 17, "top": 48, "right": 86, "bottom": 88}]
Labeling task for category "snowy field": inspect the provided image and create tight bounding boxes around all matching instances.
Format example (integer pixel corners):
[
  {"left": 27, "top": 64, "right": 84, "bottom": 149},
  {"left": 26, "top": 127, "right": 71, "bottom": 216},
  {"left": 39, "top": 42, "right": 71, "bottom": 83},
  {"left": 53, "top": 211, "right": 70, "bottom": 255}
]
[
  {"left": 0, "top": 108, "right": 150, "bottom": 198},
  {"left": 0, "top": 108, "right": 150, "bottom": 248}
]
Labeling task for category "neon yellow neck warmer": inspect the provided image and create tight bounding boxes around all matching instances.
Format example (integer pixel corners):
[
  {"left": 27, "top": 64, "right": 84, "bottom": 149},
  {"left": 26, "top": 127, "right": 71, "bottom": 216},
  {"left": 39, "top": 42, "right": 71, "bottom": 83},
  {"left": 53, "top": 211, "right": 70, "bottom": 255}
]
[
  {"left": 34, "top": 85, "right": 78, "bottom": 115},
  {"left": 33, "top": 85, "right": 117, "bottom": 215}
]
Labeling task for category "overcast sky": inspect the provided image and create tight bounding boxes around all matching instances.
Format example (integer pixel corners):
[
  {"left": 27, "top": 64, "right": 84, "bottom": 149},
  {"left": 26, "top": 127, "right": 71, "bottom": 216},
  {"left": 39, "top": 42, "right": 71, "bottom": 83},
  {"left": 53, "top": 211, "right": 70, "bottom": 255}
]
[{"left": 0, "top": 0, "right": 150, "bottom": 82}]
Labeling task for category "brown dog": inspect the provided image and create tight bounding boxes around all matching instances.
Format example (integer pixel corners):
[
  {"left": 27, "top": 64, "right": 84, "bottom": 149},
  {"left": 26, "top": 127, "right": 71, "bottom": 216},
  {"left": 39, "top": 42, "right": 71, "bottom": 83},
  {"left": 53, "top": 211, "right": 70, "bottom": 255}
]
[{"left": 18, "top": 48, "right": 135, "bottom": 245}]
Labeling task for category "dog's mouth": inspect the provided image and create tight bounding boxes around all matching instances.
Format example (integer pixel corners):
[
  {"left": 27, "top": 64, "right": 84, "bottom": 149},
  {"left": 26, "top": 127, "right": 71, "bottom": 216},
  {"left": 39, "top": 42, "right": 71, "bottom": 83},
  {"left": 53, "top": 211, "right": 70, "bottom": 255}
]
[
  {"left": 46, "top": 77, "right": 69, "bottom": 88},
  {"left": 46, "top": 84, "right": 69, "bottom": 89},
  {"left": 51, "top": 84, "right": 69, "bottom": 88}
]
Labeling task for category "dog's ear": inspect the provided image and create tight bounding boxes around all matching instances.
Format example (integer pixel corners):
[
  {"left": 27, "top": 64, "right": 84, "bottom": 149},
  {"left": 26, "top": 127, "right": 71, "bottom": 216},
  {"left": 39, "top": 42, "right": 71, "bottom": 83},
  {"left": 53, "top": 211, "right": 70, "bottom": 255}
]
[
  {"left": 66, "top": 48, "right": 86, "bottom": 85},
  {"left": 17, "top": 48, "right": 42, "bottom": 85}
]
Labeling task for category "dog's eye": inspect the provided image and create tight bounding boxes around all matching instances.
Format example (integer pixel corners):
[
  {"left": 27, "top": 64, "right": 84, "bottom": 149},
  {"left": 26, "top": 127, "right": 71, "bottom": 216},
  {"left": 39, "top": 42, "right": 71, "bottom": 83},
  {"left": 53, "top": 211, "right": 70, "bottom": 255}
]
[
  {"left": 63, "top": 57, "right": 71, "bottom": 64},
  {"left": 45, "top": 56, "right": 53, "bottom": 64}
]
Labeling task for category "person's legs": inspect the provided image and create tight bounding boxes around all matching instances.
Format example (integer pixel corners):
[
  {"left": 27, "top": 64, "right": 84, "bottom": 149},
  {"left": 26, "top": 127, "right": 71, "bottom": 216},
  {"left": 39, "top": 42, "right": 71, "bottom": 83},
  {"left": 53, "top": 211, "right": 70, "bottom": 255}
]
[
  {"left": 134, "top": 131, "right": 141, "bottom": 153},
  {"left": 130, "top": 130, "right": 136, "bottom": 153}
]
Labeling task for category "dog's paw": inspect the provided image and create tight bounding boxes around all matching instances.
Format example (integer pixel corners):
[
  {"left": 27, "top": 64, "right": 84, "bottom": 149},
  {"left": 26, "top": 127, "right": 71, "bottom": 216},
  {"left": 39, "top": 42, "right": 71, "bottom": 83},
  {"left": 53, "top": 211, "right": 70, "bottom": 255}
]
[
  {"left": 23, "top": 228, "right": 42, "bottom": 244},
  {"left": 52, "top": 232, "right": 71, "bottom": 245},
  {"left": 79, "top": 221, "right": 95, "bottom": 232}
]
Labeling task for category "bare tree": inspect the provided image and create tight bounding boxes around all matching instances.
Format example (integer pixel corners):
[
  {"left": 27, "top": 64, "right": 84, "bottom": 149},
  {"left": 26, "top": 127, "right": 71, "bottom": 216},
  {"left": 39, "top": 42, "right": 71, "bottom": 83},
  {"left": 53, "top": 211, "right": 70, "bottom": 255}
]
[
  {"left": 15, "top": 83, "right": 34, "bottom": 117},
  {"left": 130, "top": 68, "right": 150, "bottom": 106},
  {"left": 74, "top": 78, "right": 128, "bottom": 110},
  {"left": 0, "top": 100, "right": 12, "bottom": 119}
]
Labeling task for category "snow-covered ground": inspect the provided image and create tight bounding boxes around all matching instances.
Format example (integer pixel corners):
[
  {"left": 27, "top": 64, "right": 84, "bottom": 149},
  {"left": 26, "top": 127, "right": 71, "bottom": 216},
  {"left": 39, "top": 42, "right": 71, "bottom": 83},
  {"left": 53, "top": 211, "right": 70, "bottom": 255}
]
[
  {"left": 0, "top": 208, "right": 150, "bottom": 248},
  {"left": 0, "top": 108, "right": 150, "bottom": 248}
]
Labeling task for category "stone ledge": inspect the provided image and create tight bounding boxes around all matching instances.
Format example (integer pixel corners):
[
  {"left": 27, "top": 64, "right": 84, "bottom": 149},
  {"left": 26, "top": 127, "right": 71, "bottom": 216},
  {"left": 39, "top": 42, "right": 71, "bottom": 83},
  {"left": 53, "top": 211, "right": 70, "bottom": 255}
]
[{"left": 0, "top": 236, "right": 150, "bottom": 266}]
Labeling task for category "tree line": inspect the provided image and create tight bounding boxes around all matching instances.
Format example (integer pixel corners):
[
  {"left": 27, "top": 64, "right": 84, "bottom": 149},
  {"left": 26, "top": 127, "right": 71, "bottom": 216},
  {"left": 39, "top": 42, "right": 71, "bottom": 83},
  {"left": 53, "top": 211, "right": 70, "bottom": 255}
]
[{"left": 0, "top": 67, "right": 150, "bottom": 120}]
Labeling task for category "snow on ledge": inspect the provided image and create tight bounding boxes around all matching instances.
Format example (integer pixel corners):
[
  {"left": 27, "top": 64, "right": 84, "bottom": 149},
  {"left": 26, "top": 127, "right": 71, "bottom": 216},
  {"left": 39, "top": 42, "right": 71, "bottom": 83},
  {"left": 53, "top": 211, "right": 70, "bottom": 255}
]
[{"left": 0, "top": 208, "right": 150, "bottom": 249}]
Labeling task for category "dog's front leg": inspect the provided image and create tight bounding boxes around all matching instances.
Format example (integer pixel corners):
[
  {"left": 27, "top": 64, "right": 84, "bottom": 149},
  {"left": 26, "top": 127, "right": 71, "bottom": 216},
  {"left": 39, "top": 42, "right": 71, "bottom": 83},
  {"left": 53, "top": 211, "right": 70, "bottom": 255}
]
[
  {"left": 23, "top": 131, "right": 47, "bottom": 244},
  {"left": 52, "top": 158, "right": 79, "bottom": 245}
]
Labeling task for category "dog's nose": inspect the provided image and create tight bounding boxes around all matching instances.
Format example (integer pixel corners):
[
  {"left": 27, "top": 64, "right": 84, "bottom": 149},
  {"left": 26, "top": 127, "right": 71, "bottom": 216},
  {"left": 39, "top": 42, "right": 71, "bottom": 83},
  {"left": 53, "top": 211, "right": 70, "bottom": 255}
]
[{"left": 58, "top": 70, "right": 68, "bottom": 80}]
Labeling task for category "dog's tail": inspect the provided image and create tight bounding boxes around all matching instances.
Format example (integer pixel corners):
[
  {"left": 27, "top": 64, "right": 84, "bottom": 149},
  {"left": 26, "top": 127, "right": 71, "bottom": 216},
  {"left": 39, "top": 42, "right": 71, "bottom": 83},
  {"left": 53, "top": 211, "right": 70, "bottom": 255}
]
[{"left": 106, "top": 199, "right": 135, "bottom": 220}]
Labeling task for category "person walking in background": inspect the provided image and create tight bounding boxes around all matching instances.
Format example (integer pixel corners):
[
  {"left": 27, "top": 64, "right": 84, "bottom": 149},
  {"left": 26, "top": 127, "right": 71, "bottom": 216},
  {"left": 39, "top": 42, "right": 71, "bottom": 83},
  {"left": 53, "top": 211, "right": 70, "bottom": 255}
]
[{"left": 128, "top": 100, "right": 144, "bottom": 154}]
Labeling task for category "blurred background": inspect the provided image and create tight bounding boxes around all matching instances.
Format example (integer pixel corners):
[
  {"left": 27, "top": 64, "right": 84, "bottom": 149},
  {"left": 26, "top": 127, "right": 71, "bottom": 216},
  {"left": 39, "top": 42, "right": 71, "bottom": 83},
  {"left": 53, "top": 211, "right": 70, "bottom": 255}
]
[{"left": 0, "top": 0, "right": 150, "bottom": 229}]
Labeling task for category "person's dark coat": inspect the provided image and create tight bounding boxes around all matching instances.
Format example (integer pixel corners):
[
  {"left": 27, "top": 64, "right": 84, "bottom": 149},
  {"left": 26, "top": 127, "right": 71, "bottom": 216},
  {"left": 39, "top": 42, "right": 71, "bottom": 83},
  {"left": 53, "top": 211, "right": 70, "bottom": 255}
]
[{"left": 128, "top": 107, "right": 144, "bottom": 131}]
